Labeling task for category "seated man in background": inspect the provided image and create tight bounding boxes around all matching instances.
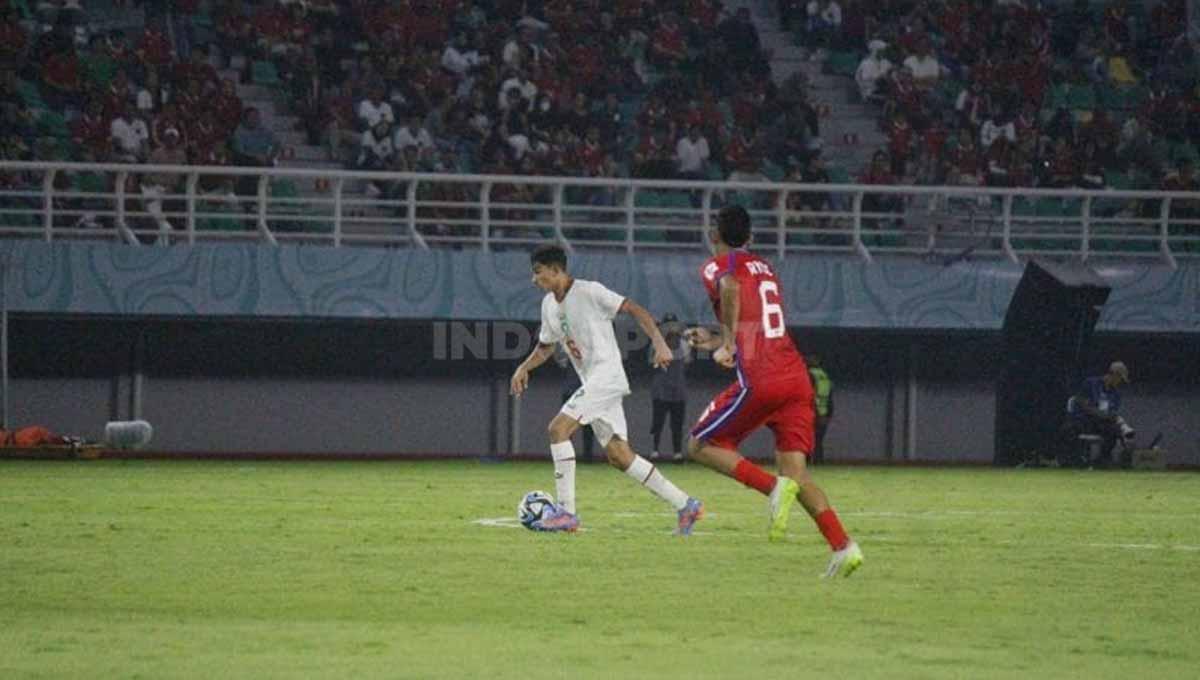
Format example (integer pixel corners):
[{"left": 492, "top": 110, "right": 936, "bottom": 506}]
[{"left": 1066, "top": 361, "right": 1134, "bottom": 468}]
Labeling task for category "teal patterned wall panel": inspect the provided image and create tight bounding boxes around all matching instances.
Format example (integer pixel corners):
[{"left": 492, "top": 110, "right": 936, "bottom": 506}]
[{"left": 1, "top": 241, "right": 1196, "bottom": 332}]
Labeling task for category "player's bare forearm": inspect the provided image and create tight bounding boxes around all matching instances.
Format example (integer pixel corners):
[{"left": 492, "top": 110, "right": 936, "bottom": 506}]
[
  {"left": 511, "top": 342, "right": 556, "bottom": 396},
  {"left": 520, "top": 342, "right": 557, "bottom": 373},
  {"left": 718, "top": 276, "right": 740, "bottom": 350},
  {"left": 621, "top": 299, "right": 673, "bottom": 368},
  {"left": 621, "top": 299, "right": 666, "bottom": 347}
]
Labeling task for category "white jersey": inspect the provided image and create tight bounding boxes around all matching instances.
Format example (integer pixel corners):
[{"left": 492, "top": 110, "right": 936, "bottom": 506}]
[{"left": 538, "top": 279, "right": 630, "bottom": 395}]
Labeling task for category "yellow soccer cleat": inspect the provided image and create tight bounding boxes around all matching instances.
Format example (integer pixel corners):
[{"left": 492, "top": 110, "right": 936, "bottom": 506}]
[
  {"left": 767, "top": 477, "right": 800, "bottom": 542},
  {"left": 822, "top": 540, "right": 864, "bottom": 579}
]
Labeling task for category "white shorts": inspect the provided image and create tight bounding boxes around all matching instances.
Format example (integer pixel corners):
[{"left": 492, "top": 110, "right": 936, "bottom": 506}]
[{"left": 560, "top": 386, "right": 628, "bottom": 447}]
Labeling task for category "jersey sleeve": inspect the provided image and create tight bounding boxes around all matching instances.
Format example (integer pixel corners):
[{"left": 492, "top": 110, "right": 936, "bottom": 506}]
[
  {"left": 537, "top": 296, "right": 563, "bottom": 345},
  {"left": 588, "top": 281, "right": 626, "bottom": 320},
  {"left": 700, "top": 253, "right": 739, "bottom": 318}
]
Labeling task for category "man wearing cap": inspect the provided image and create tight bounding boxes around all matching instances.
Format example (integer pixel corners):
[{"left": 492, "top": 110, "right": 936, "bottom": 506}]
[
  {"left": 1067, "top": 361, "right": 1134, "bottom": 468},
  {"left": 855, "top": 40, "right": 893, "bottom": 103}
]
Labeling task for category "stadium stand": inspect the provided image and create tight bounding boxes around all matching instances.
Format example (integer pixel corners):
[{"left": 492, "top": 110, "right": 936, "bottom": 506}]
[{"left": 0, "top": 0, "right": 1196, "bottom": 253}]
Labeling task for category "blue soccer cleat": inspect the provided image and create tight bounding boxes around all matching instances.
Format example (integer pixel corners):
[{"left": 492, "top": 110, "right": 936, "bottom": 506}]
[
  {"left": 675, "top": 497, "right": 704, "bottom": 536},
  {"left": 531, "top": 506, "right": 580, "bottom": 532}
]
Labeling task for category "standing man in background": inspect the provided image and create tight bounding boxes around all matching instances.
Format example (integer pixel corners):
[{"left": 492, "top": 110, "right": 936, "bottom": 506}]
[
  {"left": 808, "top": 355, "right": 834, "bottom": 464},
  {"left": 649, "top": 313, "right": 690, "bottom": 462}
]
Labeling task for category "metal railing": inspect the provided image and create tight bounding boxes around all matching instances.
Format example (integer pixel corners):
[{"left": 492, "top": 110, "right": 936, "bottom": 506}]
[{"left": 1, "top": 161, "right": 1197, "bottom": 266}]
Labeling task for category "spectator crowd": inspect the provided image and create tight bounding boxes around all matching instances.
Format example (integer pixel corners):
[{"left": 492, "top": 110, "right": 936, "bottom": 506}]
[
  {"left": 1, "top": 0, "right": 1197, "bottom": 242},
  {"left": 795, "top": 0, "right": 1199, "bottom": 197}
]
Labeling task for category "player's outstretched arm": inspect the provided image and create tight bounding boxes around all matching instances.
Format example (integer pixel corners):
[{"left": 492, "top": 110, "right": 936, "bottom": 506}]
[
  {"left": 511, "top": 342, "right": 556, "bottom": 396},
  {"left": 620, "top": 299, "right": 673, "bottom": 369},
  {"left": 714, "top": 275, "right": 740, "bottom": 368}
]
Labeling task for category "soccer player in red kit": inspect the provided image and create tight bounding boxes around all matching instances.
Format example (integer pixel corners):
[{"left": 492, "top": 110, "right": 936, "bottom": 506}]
[{"left": 684, "top": 205, "right": 863, "bottom": 578}]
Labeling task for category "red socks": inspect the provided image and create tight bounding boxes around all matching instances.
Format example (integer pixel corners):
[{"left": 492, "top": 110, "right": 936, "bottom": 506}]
[
  {"left": 732, "top": 459, "right": 777, "bottom": 496},
  {"left": 732, "top": 460, "right": 850, "bottom": 551},
  {"left": 815, "top": 509, "right": 850, "bottom": 551}
]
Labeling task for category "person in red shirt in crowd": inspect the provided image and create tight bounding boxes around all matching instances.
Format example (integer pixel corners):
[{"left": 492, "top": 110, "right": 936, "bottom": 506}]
[
  {"left": 215, "top": 2, "right": 254, "bottom": 69},
  {"left": 916, "top": 116, "right": 949, "bottom": 186},
  {"left": 947, "top": 129, "right": 982, "bottom": 186},
  {"left": 173, "top": 45, "right": 219, "bottom": 92},
  {"left": 42, "top": 47, "right": 83, "bottom": 111},
  {"left": 859, "top": 149, "right": 902, "bottom": 232},
  {"left": 730, "top": 78, "right": 770, "bottom": 131},
  {"left": 1044, "top": 138, "right": 1079, "bottom": 188},
  {"left": 137, "top": 20, "right": 173, "bottom": 72},
  {"left": 101, "top": 69, "right": 134, "bottom": 118},
  {"left": 686, "top": 0, "right": 721, "bottom": 33},
  {"left": 637, "top": 93, "right": 671, "bottom": 135},
  {"left": 186, "top": 111, "right": 227, "bottom": 164},
  {"left": 174, "top": 77, "right": 208, "bottom": 117},
  {"left": 72, "top": 99, "right": 112, "bottom": 158},
  {"left": 722, "top": 125, "right": 763, "bottom": 174},
  {"left": 1013, "top": 103, "right": 1039, "bottom": 151},
  {"left": 884, "top": 67, "right": 922, "bottom": 126},
  {"left": 0, "top": 7, "right": 27, "bottom": 68},
  {"left": 650, "top": 11, "right": 688, "bottom": 68},
  {"left": 633, "top": 126, "right": 673, "bottom": 179},
  {"left": 405, "top": 1, "right": 449, "bottom": 50},
  {"left": 214, "top": 79, "right": 245, "bottom": 136},
  {"left": 152, "top": 100, "right": 189, "bottom": 150},
  {"left": 567, "top": 35, "right": 603, "bottom": 95},
  {"left": 103, "top": 30, "right": 137, "bottom": 73},
  {"left": 678, "top": 95, "right": 723, "bottom": 139},
  {"left": 886, "top": 110, "right": 914, "bottom": 178},
  {"left": 614, "top": 0, "right": 648, "bottom": 31},
  {"left": 1102, "top": 0, "right": 1132, "bottom": 48},
  {"left": 252, "top": 2, "right": 295, "bottom": 57},
  {"left": 577, "top": 125, "right": 608, "bottom": 177}
]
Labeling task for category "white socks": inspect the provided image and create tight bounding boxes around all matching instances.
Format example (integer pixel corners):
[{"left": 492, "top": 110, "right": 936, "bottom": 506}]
[
  {"left": 624, "top": 455, "right": 689, "bottom": 511},
  {"left": 550, "top": 441, "right": 576, "bottom": 515}
]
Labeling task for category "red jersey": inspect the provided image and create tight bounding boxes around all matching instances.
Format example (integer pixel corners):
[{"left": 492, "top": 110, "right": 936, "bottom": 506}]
[{"left": 700, "top": 249, "right": 807, "bottom": 386}]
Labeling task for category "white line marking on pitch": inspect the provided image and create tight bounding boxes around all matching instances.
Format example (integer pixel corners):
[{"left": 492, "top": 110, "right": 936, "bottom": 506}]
[
  {"left": 471, "top": 517, "right": 712, "bottom": 535},
  {"left": 474, "top": 515, "right": 1200, "bottom": 550}
]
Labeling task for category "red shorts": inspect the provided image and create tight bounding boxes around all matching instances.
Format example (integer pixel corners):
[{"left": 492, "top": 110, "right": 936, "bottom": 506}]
[{"left": 690, "top": 374, "right": 814, "bottom": 454}]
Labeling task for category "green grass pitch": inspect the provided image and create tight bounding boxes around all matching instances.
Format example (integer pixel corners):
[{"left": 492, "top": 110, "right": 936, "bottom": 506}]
[{"left": 2, "top": 460, "right": 1198, "bottom": 679}]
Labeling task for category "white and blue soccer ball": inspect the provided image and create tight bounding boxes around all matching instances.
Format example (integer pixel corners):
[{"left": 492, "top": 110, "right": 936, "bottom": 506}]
[{"left": 517, "top": 490, "right": 556, "bottom": 529}]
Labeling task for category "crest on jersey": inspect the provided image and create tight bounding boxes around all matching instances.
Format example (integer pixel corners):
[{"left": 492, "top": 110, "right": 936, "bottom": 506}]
[{"left": 703, "top": 262, "right": 719, "bottom": 281}]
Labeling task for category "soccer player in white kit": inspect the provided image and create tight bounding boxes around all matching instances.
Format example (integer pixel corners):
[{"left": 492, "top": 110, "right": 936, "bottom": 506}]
[{"left": 510, "top": 245, "right": 704, "bottom": 534}]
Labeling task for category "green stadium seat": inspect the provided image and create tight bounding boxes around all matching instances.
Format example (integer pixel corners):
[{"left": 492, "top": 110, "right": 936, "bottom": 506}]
[
  {"left": 251, "top": 61, "right": 282, "bottom": 88},
  {"left": 634, "top": 191, "right": 665, "bottom": 209},
  {"left": 826, "top": 166, "right": 851, "bottom": 184},
  {"left": 16, "top": 80, "right": 45, "bottom": 111},
  {"left": 1067, "top": 84, "right": 1096, "bottom": 111},
  {"left": 196, "top": 198, "right": 244, "bottom": 232},
  {"left": 761, "top": 160, "right": 786, "bottom": 182},
  {"left": 824, "top": 51, "right": 862, "bottom": 77},
  {"left": 36, "top": 111, "right": 70, "bottom": 139}
]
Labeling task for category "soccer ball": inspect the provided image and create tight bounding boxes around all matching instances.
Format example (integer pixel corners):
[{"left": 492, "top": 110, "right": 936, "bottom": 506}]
[{"left": 517, "top": 490, "right": 556, "bottom": 529}]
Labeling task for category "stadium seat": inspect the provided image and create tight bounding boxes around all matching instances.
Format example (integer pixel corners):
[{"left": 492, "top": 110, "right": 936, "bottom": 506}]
[
  {"left": 251, "top": 61, "right": 282, "bottom": 88},
  {"left": 16, "top": 80, "right": 46, "bottom": 112},
  {"left": 824, "top": 51, "right": 862, "bottom": 78}
]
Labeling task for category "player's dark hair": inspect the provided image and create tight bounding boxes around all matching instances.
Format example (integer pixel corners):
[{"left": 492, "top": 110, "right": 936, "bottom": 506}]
[
  {"left": 717, "top": 205, "right": 751, "bottom": 247},
  {"left": 531, "top": 244, "right": 568, "bottom": 271}
]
